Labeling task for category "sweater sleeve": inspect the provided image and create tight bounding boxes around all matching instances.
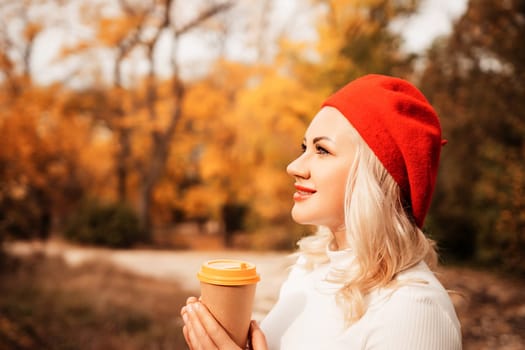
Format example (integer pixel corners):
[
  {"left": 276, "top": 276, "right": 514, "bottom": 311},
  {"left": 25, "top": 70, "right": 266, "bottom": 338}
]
[{"left": 364, "top": 290, "right": 462, "bottom": 350}]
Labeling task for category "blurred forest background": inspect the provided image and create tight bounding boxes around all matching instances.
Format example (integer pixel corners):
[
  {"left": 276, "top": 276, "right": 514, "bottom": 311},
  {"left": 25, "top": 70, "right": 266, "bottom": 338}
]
[{"left": 0, "top": 0, "right": 524, "bottom": 348}]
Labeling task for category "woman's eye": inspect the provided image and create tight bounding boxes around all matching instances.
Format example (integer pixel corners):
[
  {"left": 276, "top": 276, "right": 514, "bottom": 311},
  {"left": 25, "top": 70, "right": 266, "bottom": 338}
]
[
  {"left": 316, "top": 144, "right": 329, "bottom": 154},
  {"left": 301, "top": 143, "right": 307, "bottom": 153}
]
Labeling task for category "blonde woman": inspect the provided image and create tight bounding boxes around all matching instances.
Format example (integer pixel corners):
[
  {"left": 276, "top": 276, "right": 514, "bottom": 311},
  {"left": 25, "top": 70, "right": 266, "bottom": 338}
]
[{"left": 181, "top": 74, "right": 462, "bottom": 350}]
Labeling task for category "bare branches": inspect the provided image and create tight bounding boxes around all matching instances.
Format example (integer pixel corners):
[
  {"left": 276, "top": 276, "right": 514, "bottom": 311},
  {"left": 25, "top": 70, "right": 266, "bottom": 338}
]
[{"left": 174, "top": 1, "right": 233, "bottom": 36}]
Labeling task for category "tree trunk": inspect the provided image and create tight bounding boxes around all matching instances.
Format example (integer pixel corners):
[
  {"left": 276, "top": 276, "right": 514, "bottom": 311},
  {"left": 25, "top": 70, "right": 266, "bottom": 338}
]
[
  {"left": 134, "top": 1, "right": 233, "bottom": 234},
  {"left": 138, "top": 78, "right": 185, "bottom": 234},
  {"left": 116, "top": 127, "right": 131, "bottom": 201}
]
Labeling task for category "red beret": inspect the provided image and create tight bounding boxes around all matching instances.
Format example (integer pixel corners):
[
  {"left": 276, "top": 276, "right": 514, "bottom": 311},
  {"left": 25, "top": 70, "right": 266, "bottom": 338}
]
[{"left": 322, "top": 74, "right": 443, "bottom": 228}]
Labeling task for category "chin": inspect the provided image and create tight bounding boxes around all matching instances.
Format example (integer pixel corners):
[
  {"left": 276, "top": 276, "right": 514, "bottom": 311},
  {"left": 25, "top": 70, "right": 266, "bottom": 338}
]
[
  {"left": 291, "top": 207, "right": 317, "bottom": 226},
  {"left": 290, "top": 208, "right": 307, "bottom": 225}
]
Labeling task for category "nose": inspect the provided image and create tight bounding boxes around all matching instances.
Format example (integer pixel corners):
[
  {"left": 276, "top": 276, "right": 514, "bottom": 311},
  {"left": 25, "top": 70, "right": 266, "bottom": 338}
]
[{"left": 287, "top": 154, "right": 309, "bottom": 179}]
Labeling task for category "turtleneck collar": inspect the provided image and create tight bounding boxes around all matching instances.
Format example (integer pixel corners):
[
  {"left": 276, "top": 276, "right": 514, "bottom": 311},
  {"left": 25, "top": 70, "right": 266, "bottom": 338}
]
[{"left": 326, "top": 244, "right": 354, "bottom": 269}]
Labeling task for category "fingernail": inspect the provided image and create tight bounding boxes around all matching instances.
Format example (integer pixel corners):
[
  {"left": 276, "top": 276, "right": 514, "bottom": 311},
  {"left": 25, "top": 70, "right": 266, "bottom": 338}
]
[
  {"left": 194, "top": 302, "right": 200, "bottom": 310},
  {"left": 187, "top": 304, "right": 193, "bottom": 313},
  {"left": 182, "top": 312, "right": 188, "bottom": 322}
]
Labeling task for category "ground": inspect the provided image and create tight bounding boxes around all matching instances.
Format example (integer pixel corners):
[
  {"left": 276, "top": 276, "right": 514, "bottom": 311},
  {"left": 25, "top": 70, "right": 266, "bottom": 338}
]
[{"left": 2, "top": 239, "right": 525, "bottom": 349}]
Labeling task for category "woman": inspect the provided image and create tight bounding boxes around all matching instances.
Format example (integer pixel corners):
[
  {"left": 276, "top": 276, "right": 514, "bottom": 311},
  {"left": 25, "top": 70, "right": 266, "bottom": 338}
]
[{"left": 181, "top": 74, "right": 462, "bottom": 350}]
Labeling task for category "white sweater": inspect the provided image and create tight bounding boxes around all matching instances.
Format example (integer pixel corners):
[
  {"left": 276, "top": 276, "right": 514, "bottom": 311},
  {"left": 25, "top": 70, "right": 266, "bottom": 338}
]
[{"left": 260, "top": 249, "right": 462, "bottom": 350}]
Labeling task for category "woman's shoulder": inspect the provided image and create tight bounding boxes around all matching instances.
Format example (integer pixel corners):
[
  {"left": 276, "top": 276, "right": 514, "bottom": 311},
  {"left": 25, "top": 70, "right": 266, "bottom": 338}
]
[
  {"left": 377, "top": 262, "right": 458, "bottom": 317},
  {"left": 361, "top": 262, "right": 462, "bottom": 349},
  {"left": 362, "top": 263, "right": 461, "bottom": 349},
  {"left": 392, "top": 262, "right": 455, "bottom": 306}
]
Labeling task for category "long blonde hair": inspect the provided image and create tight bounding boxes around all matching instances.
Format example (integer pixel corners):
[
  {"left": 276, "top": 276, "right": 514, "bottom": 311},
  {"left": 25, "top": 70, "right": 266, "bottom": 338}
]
[{"left": 297, "top": 122, "right": 437, "bottom": 326}]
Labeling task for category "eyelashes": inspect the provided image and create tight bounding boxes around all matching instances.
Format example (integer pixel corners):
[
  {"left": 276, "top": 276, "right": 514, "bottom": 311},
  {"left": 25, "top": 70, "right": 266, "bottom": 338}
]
[
  {"left": 300, "top": 143, "right": 330, "bottom": 155},
  {"left": 316, "top": 145, "right": 329, "bottom": 154}
]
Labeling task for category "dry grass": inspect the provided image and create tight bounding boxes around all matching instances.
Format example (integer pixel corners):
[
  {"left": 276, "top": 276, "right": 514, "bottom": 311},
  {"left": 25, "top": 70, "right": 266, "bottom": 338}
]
[
  {"left": 440, "top": 266, "right": 525, "bottom": 350},
  {"left": 0, "top": 254, "right": 189, "bottom": 350}
]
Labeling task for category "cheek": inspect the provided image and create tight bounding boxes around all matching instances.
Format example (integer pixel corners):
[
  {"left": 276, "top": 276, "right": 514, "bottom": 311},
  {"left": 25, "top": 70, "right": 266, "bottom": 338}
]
[
  {"left": 331, "top": 163, "right": 350, "bottom": 191},
  {"left": 326, "top": 178, "right": 347, "bottom": 214},
  {"left": 321, "top": 165, "right": 349, "bottom": 214}
]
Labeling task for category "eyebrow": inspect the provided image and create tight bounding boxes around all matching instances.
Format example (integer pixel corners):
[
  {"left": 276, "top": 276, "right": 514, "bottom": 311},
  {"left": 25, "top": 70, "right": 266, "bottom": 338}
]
[{"left": 303, "top": 136, "right": 335, "bottom": 144}]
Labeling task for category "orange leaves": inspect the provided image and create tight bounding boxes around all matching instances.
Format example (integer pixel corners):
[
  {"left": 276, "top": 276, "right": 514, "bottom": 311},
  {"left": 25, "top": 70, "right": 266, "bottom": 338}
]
[
  {"left": 57, "top": 42, "right": 93, "bottom": 61},
  {"left": 183, "top": 185, "right": 224, "bottom": 219},
  {"left": 308, "top": 0, "right": 415, "bottom": 88},
  {"left": 183, "top": 79, "right": 230, "bottom": 132},
  {"left": 199, "top": 146, "right": 229, "bottom": 181},
  {"left": 250, "top": 167, "right": 292, "bottom": 221},
  {"left": 0, "top": 52, "right": 14, "bottom": 72},
  {"left": 0, "top": 81, "right": 109, "bottom": 214},
  {"left": 1, "top": 0, "right": 419, "bottom": 236},
  {"left": 97, "top": 15, "right": 143, "bottom": 46},
  {"left": 179, "top": 66, "right": 321, "bottom": 222},
  {"left": 24, "top": 22, "right": 42, "bottom": 41}
]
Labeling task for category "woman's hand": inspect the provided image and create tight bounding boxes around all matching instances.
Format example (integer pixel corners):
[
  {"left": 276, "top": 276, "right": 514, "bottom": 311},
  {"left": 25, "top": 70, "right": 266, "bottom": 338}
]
[
  {"left": 249, "top": 319, "right": 268, "bottom": 350},
  {"left": 181, "top": 297, "right": 268, "bottom": 350}
]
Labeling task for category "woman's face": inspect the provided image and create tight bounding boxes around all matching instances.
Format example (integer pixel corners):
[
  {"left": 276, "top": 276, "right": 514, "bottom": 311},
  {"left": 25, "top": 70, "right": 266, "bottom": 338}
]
[{"left": 286, "top": 106, "right": 356, "bottom": 232}]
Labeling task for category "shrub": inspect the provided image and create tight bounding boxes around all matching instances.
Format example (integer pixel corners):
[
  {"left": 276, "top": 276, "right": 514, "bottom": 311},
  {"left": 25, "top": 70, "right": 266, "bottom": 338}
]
[
  {"left": 64, "top": 199, "right": 147, "bottom": 248},
  {"left": 0, "top": 198, "right": 39, "bottom": 240}
]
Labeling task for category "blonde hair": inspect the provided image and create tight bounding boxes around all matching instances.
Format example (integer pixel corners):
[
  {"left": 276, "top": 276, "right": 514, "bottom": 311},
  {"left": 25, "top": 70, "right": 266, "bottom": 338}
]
[{"left": 297, "top": 123, "right": 437, "bottom": 326}]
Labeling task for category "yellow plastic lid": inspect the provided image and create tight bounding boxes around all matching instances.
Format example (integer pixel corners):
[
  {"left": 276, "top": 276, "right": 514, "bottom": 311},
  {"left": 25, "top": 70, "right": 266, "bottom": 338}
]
[{"left": 197, "top": 259, "right": 260, "bottom": 286}]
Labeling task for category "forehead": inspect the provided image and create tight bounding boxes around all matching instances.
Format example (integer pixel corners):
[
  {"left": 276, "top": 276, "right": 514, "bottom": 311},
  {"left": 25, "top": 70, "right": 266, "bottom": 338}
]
[{"left": 305, "top": 106, "right": 355, "bottom": 140}]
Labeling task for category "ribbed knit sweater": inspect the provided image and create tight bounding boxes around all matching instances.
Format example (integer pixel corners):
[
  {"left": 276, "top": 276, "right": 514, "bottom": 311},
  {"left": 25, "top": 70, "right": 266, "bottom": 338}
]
[{"left": 260, "top": 249, "right": 462, "bottom": 350}]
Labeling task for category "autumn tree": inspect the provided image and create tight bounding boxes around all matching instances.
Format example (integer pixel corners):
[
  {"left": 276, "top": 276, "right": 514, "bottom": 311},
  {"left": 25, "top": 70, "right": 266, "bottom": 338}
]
[
  {"left": 0, "top": 0, "right": 91, "bottom": 240},
  {"left": 63, "top": 0, "right": 234, "bottom": 234},
  {"left": 420, "top": 0, "right": 525, "bottom": 272},
  {"left": 176, "top": 0, "right": 425, "bottom": 247},
  {"left": 0, "top": 0, "right": 433, "bottom": 250},
  {"left": 182, "top": 62, "right": 320, "bottom": 246},
  {"left": 287, "top": 0, "right": 419, "bottom": 95},
  {"left": 217, "top": 0, "right": 422, "bottom": 246}
]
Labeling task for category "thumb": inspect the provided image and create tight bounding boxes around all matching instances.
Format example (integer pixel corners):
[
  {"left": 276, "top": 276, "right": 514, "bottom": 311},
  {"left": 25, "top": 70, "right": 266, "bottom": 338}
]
[{"left": 249, "top": 321, "right": 268, "bottom": 350}]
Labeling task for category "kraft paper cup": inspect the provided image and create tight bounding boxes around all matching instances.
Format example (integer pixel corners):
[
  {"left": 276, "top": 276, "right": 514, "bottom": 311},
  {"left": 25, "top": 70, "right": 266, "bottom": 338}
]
[{"left": 197, "top": 259, "right": 260, "bottom": 348}]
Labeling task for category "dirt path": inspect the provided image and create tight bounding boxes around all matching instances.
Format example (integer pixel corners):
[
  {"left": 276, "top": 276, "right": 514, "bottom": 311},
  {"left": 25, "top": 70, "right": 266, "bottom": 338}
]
[{"left": 6, "top": 240, "right": 291, "bottom": 321}]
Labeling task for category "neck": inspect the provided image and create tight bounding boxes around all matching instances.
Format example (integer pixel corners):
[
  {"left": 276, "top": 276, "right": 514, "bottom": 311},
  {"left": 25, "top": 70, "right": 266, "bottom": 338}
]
[{"left": 331, "top": 227, "right": 349, "bottom": 250}]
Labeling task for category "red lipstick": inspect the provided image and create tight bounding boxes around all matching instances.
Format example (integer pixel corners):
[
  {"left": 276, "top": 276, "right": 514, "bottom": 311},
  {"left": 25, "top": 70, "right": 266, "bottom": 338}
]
[{"left": 293, "top": 184, "right": 316, "bottom": 201}]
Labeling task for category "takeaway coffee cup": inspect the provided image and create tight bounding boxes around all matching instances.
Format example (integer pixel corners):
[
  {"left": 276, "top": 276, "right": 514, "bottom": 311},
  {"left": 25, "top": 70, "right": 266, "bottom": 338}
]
[{"left": 197, "top": 259, "right": 260, "bottom": 348}]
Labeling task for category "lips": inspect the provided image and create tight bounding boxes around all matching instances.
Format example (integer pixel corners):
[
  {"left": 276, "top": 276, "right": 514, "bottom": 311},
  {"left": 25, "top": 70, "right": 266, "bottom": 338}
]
[{"left": 293, "top": 184, "right": 317, "bottom": 201}]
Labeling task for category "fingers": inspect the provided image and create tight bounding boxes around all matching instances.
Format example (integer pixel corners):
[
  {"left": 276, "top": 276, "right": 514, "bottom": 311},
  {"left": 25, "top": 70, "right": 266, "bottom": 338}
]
[
  {"left": 182, "top": 296, "right": 216, "bottom": 350},
  {"left": 182, "top": 325, "right": 193, "bottom": 350},
  {"left": 187, "top": 296, "right": 198, "bottom": 304},
  {"left": 182, "top": 302, "right": 218, "bottom": 350},
  {"left": 193, "top": 302, "right": 240, "bottom": 349},
  {"left": 181, "top": 299, "right": 194, "bottom": 348},
  {"left": 181, "top": 296, "right": 243, "bottom": 350},
  {"left": 249, "top": 321, "right": 268, "bottom": 350},
  {"left": 181, "top": 297, "right": 197, "bottom": 347}
]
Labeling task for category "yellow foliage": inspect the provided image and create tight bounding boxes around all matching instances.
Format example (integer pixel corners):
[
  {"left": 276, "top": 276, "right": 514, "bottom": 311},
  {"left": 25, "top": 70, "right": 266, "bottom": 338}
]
[
  {"left": 24, "top": 22, "right": 42, "bottom": 41},
  {"left": 173, "top": 65, "right": 323, "bottom": 223},
  {"left": 199, "top": 147, "right": 229, "bottom": 180},
  {"left": 251, "top": 166, "right": 293, "bottom": 221},
  {"left": 183, "top": 81, "right": 229, "bottom": 123},
  {"left": 2, "top": 0, "right": 415, "bottom": 234},
  {"left": 181, "top": 185, "right": 226, "bottom": 219},
  {"left": 97, "top": 15, "right": 143, "bottom": 46},
  {"left": 57, "top": 42, "right": 93, "bottom": 62},
  {"left": 0, "top": 84, "right": 107, "bottom": 213}
]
